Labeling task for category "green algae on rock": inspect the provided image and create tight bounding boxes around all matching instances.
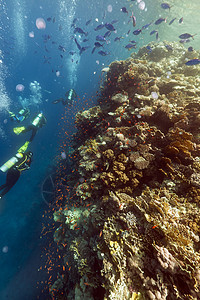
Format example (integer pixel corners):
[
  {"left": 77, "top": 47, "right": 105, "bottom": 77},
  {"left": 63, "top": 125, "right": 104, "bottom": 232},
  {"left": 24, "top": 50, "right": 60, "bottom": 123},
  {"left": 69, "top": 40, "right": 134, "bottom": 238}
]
[{"left": 50, "top": 42, "right": 200, "bottom": 300}]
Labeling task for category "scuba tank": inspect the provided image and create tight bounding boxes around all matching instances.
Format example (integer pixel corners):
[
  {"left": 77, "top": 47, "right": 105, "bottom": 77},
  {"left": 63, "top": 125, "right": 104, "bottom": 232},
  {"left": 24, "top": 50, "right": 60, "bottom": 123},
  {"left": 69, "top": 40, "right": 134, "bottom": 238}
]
[
  {"left": 32, "top": 112, "right": 43, "bottom": 127},
  {"left": 68, "top": 89, "right": 73, "bottom": 100},
  {"left": 0, "top": 153, "right": 23, "bottom": 173}
]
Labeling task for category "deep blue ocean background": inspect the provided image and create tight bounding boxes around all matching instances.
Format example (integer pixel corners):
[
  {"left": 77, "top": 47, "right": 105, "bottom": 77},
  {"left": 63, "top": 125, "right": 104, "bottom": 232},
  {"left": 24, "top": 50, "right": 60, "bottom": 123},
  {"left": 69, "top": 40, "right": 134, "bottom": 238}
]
[{"left": 0, "top": 0, "right": 199, "bottom": 299}]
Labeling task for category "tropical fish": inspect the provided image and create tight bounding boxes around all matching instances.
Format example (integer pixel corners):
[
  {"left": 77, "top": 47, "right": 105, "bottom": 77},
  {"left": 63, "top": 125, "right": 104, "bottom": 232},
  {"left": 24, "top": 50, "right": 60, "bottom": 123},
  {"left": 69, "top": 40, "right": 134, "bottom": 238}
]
[
  {"left": 142, "top": 22, "right": 153, "bottom": 30},
  {"left": 179, "top": 17, "right": 183, "bottom": 24},
  {"left": 98, "top": 50, "right": 109, "bottom": 56},
  {"left": 47, "top": 17, "right": 52, "bottom": 22},
  {"left": 105, "top": 23, "right": 115, "bottom": 31},
  {"left": 179, "top": 33, "right": 196, "bottom": 40},
  {"left": 165, "top": 44, "right": 173, "bottom": 51},
  {"left": 179, "top": 39, "right": 190, "bottom": 44},
  {"left": 92, "top": 42, "right": 103, "bottom": 54},
  {"left": 111, "top": 20, "right": 119, "bottom": 24},
  {"left": 94, "top": 24, "right": 105, "bottom": 31},
  {"left": 161, "top": 3, "right": 171, "bottom": 10},
  {"left": 114, "top": 37, "right": 122, "bottom": 42},
  {"left": 86, "top": 19, "right": 92, "bottom": 26},
  {"left": 156, "top": 32, "right": 159, "bottom": 40},
  {"left": 125, "top": 43, "right": 136, "bottom": 50},
  {"left": 169, "top": 18, "right": 176, "bottom": 25},
  {"left": 74, "top": 27, "right": 87, "bottom": 35},
  {"left": 146, "top": 46, "right": 152, "bottom": 53},
  {"left": 104, "top": 31, "right": 111, "bottom": 38},
  {"left": 96, "top": 35, "right": 106, "bottom": 42},
  {"left": 185, "top": 59, "right": 200, "bottom": 66},
  {"left": 188, "top": 47, "right": 194, "bottom": 52},
  {"left": 155, "top": 18, "right": 166, "bottom": 25},
  {"left": 83, "top": 39, "right": 89, "bottom": 42},
  {"left": 121, "top": 7, "right": 128, "bottom": 14},
  {"left": 133, "top": 29, "right": 141, "bottom": 35},
  {"left": 74, "top": 38, "right": 81, "bottom": 51},
  {"left": 80, "top": 46, "right": 90, "bottom": 55},
  {"left": 58, "top": 45, "right": 66, "bottom": 52},
  {"left": 150, "top": 30, "right": 158, "bottom": 35},
  {"left": 130, "top": 12, "right": 136, "bottom": 27}
]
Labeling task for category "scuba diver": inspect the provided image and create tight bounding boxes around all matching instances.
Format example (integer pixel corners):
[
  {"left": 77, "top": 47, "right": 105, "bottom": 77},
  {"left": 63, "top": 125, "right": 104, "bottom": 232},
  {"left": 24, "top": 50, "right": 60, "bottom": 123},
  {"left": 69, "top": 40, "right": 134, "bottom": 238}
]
[
  {"left": 52, "top": 89, "right": 77, "bottom": 106},
  {"left": 8, "top": 108, "right": 30, "bottom": 123},
  {"left": 13, "top": 112, "right": 47, "bottom": 142},
  {"left": 0, "top": 150, "right": 33, "bottom": 199}
]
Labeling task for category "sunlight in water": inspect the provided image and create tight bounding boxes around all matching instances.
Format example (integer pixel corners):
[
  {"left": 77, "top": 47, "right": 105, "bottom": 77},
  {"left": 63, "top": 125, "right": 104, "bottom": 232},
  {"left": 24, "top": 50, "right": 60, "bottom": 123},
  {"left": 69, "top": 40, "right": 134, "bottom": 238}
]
[
  {"left": 12, "top": 1, "right": 27, "bottom": 56},
  {"left": 58, "top": 0, "right": 79, "bottom": 88}
]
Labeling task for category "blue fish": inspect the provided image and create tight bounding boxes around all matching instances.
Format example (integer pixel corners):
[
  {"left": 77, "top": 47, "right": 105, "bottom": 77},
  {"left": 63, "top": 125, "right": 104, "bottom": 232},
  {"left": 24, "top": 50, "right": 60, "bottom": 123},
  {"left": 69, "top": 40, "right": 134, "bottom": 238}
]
[
  {"left": 185, "top": 59, "right": 200, "bottom": 66},
  {"left": 74, "top": 27, "right": 87, "bottom": 35},
  {"left": 121, "top": 7, "right": 128, "bottom": 14},
  {"left": 133, "top": 29, "right": 142, "bottom": 35},
  {"left": 98, "top": 50, "right": 109, "bottom": 56},
  {"left": 188, "top": 47, "right": 194, "bottom": 52},
  {"left": 83, "top": 38, "right": 89, "bottom": 42},
  {"left": 74, "top": 38, "right": 81, "bottom": 51},
  {"left": 156, "top": 32, "right": 159, "bottom": 40},
  {"left": 114, "top": 37, "right": 122, "bottom": 42},
  {"left": 111, "top": 20, "right": 119, "bottom": 24},
  {"left": 142, "top": 22, "right": 153, "bottom": 30},
  {"left": 58, "top": 45, "right": 66, "bottom": 52},
  {"left": 94, "top": 24, "right": 105, "bottom": 31},
  {"left": 92, "top": 42, "right": 104, "bottom": 54},
  {"left": 179, "top": 39, "right": 190, "bottom": 44},
  {"left": 96, "top": 35, "right": 106, "bottom": 42},
  {"left": 179, "top": 33, "right": 196, "bottom": 39},
  {"left": 80, "top": 46, "right": 90, "bottom": 55},
  {"left": 105, "top": 23, "right": 115, "bottom": 31},
  {"left": 146, "top": 46, "right": 152, "bottom": 53},
  {"left": 165, "top": 44, "right": 173, "bottom": 51},
  {"left": 169, "top": 18, "right": 176, "bottom": 25},
  {"left": 161, "top": 3, "right": 171, "bottom": 10},
  {"left": 94, "top": 42, "right": 103, "bottom": 48},
  {"left": 125, "top": 43, "right": 136, "bottom": 50},
  {"left": 155, "top": 18, "right": 166, "bottom": 25},
  {"left": 104, "top": 31, "right": 111, "bottom": 38},
  {"left": 86, "top": 19, "right": 91, "bottom": 26},
  {"left": 150, "top": 30, "right": 158, "bottom": 35}
]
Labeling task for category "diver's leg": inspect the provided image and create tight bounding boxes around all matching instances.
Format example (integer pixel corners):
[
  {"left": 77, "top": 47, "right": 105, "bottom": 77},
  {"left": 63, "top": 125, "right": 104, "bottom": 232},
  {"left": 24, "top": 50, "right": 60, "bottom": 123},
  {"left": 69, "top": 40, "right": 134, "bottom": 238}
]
[
  {"left": 0, "top": 169, "right": 20, "bottom": 198},
  {"left": 22, "top": 124, "right": 34, "bottom": 133},
  {"left": 29, "top": 128, "right": 37, "bottom": 142}
]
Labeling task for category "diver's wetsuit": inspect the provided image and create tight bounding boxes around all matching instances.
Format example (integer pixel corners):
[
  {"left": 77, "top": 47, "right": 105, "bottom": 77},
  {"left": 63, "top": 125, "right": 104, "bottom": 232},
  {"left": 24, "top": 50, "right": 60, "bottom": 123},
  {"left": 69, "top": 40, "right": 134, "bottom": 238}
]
[
  {"left": 21, "top": 114, "right": 46, "bottom": 142},
  {"left": 0, "top": 169, "right": 21, "bottom": 198},
  {"left": 0, "top": 152, "right": 32, "bottom": 199},
  {"left": 22, "top": 125, "right": 38, "bottom": 142}
]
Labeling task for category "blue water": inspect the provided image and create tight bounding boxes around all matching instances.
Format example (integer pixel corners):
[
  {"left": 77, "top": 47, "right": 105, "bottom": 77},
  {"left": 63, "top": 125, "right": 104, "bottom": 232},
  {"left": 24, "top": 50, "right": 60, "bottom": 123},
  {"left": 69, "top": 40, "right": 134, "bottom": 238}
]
[{"left": 0, "top": 0, "right": 199, "bottom": 299}]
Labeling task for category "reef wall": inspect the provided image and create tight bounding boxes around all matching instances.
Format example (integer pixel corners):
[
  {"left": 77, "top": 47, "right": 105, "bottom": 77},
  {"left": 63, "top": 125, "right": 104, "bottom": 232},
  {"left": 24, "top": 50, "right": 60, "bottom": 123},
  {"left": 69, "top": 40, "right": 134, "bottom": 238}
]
[{"left": 50, "top": 41, "right": 200, "bottom": 300}]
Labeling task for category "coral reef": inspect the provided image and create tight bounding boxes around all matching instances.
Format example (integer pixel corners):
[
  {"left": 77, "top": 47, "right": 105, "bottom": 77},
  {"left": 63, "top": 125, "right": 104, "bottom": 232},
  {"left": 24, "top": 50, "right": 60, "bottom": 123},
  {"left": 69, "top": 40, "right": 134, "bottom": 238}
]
[{"left": 50, "top": 41, "right": 200, "bottom": 300}]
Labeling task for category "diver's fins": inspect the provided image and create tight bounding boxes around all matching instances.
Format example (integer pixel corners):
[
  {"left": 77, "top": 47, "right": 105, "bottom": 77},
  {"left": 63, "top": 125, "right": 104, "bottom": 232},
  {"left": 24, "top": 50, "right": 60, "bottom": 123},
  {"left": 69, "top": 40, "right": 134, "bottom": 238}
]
[
  {"left": 13, "top": 126, "right": 25, "bottom": 135},
  {"left": 17, "top": 141, "right": 30, "bottom": 153}
]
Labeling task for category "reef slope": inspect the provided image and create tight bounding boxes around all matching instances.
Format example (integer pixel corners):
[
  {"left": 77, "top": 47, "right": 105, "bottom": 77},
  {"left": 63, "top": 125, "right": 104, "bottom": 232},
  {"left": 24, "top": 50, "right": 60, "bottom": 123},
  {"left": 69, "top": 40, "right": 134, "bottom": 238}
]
[{"left": 51, "top": 42, "right": 200, "bottom": 300}]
